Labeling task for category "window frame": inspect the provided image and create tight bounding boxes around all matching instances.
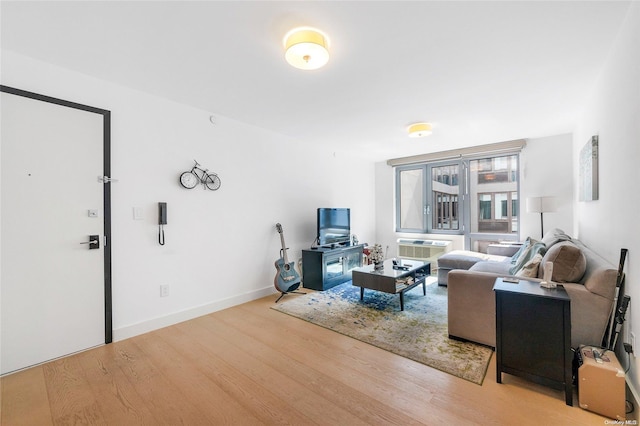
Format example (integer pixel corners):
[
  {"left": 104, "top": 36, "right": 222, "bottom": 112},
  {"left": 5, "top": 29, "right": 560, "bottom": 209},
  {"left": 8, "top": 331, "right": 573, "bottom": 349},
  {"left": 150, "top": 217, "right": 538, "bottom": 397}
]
[
  {"left": 395, "top": 164, "right": 427, "bottom": 233},
  {"left": 395, "top": 152, "right": 521, "bottom": 243},
  {"left": 395, "top": 160, "right": 463, "bottom": 235}
]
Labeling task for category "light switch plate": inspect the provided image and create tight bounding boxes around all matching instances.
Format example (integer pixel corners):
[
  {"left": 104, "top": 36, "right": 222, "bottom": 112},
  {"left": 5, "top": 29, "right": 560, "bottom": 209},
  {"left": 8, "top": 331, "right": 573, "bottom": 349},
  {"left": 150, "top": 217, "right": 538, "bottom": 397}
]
[{"left": 133, "top": 207, "right": 144, "bottom": 220}]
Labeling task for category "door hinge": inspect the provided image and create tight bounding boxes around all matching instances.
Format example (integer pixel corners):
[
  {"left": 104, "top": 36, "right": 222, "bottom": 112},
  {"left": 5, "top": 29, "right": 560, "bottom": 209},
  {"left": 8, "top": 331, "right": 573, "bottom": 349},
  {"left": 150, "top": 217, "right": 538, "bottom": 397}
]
[
  {"left": 98, "top": 176, "right": 118, "bottom": 184},
  {"left": 104, "top": 235, "right": 108, "bottom": 247}
]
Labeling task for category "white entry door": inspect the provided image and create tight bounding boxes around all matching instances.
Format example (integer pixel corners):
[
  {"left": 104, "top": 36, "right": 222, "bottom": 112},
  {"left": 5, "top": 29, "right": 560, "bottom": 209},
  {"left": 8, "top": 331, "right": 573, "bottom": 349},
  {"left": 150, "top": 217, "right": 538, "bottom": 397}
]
[{"left": 1, "top": 87, "right": 111, "bottom": 375}]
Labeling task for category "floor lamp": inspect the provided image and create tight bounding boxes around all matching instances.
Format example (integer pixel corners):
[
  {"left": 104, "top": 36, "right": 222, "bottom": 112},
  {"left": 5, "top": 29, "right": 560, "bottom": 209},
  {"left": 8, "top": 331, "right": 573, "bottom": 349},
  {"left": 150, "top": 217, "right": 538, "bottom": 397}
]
[{"left": 526, "top": 196, "right": 556, "bottom": 238}]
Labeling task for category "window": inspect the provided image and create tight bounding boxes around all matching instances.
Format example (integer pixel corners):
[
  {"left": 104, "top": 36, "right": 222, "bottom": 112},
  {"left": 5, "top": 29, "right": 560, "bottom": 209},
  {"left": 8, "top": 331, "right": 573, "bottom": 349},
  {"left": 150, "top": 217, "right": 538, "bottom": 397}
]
[
  {"left": 470, "top": 155, "right": 518, "bottom": 235},
  {"left": 395, "top": 162, "right": 461, "bottom": 233},
  {"left": 476, "top": 155, "right": 517, "bottom": 184},
  {"left": 478, "top": 194, "right": 492, "bottom": 220},
  {"left": 431, "top": 164, "right": 460, "bottom": 230},
  {"left": 476, "top": 192, "right": 515, "bottom": 233},
  {"left": 395, "top": 153, "right": 519, "bottom": 239},
  {"left": 397, "top": 166, "right": 425, "bottom": 231}
]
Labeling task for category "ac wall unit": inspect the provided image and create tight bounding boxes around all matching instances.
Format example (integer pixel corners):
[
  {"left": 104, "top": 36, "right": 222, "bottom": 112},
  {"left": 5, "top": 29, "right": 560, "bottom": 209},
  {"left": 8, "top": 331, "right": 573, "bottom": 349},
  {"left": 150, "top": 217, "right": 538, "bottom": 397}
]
[{"left": 397, "top": 239, "right": 452, "bottom": 275}]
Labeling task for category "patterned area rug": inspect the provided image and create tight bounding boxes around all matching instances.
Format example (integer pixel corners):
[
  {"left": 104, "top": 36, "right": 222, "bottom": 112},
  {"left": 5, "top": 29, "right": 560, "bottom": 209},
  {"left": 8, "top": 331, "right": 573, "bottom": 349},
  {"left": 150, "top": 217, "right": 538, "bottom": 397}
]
[{"left": 271, "top": 279, "right": 493, "bottom": 385}]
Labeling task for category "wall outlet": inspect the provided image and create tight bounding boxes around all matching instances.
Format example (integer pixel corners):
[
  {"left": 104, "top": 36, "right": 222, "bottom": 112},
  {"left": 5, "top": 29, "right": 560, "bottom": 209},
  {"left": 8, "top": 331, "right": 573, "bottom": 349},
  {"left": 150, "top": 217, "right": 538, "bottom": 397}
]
[{"left": 160, "top": 285, "right": 170, "bottom": 297}]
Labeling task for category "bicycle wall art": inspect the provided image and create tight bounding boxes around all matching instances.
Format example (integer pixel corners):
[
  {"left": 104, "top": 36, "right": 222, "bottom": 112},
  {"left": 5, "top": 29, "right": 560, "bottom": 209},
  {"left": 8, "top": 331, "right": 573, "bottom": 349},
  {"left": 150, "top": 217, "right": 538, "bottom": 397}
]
[{"left": 179, "top": 160, "right": 221, "bottom": 191}]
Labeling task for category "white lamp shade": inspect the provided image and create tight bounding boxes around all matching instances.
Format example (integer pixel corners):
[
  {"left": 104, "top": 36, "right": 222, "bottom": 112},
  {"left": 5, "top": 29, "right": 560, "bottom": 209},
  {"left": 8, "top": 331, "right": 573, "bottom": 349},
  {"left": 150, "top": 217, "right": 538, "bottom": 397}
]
[
  {"left": 526, "top": 196, "right": 557, "bottom": 213},
  {"left": 284, "top": 28, "right": 329, "bottom": 70}
]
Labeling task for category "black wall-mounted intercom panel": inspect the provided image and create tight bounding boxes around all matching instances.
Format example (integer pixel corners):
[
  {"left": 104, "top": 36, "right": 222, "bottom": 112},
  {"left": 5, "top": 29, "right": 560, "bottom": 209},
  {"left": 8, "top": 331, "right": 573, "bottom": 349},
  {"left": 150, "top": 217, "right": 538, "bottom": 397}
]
[
  {"left": 158, "top": 202, "right": 167, "bottom": 245},
  {"left": 158, "top": 202, "right": 167, "bottom": 225}
]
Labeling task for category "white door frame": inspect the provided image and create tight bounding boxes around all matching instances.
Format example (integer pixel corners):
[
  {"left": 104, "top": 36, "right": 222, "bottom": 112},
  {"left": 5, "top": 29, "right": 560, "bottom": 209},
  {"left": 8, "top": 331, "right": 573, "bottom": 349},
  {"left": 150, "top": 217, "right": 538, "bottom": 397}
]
[{"left": 0, "top": 85, "right": 113, "bottom": 346}]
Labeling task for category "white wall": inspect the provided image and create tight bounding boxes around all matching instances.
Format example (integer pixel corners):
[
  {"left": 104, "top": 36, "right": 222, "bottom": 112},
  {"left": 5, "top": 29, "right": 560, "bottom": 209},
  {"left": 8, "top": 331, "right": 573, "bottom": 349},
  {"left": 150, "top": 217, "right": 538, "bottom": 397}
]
[
  {"left": 572, "top": 2, "right": 640, "bottom": 398},
  {"left": 520, "top": 134, "right": 574, "bottom": 238},
  {"left": 1, "top": 51, "right": 377, "bottom": 340},
  {"left": 374, "top": 133, "right": 574, "bottom": 255}
]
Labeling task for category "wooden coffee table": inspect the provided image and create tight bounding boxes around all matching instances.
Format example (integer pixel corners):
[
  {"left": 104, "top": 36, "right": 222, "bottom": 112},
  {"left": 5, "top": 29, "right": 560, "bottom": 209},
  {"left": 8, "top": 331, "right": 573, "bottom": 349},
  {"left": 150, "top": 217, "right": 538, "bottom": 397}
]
[{"left": 351, "top": 259, "right": 431, "bottom": 311}]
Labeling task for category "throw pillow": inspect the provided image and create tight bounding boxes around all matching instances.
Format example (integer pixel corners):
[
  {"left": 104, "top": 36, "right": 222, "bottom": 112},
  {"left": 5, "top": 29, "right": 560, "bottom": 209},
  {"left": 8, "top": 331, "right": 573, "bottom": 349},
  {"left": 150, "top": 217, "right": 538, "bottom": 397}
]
[
  {"left": 509, "top": 242, "right": 547, "bottom": 275},
  {"left": 540, "top": 241, "right": 586, "bottom": 283},
  {"left": 584, "top": 268, "right": 618, "bottom": 299},
  {"left": 515, "top": 253, "right": 543, "bottom": 278}
]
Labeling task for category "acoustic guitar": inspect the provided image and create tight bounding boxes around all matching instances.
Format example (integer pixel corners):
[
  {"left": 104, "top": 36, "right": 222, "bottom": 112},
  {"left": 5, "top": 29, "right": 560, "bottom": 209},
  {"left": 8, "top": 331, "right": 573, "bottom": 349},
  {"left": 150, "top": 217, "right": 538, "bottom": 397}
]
[{"left": 274, "top": 223, "right": 301, "bottom": 295}]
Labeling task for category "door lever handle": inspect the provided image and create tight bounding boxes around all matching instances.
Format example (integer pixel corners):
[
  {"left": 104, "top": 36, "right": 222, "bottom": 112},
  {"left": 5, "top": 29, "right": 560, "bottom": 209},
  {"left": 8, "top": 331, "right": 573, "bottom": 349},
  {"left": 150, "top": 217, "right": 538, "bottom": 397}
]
[{"left": 80, "top": 235, "right": 100, "bottom": 249}]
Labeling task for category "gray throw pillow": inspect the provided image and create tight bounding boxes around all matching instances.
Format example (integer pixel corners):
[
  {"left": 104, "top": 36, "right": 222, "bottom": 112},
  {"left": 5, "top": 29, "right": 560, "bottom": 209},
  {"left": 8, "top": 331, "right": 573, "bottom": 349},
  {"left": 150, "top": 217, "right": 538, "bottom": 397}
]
[
  {"left": 540, "top": 241, "right": 586, "bottom": 283},
  {"left": 584, "top": 268, "right": 617, "bottom": 299}
]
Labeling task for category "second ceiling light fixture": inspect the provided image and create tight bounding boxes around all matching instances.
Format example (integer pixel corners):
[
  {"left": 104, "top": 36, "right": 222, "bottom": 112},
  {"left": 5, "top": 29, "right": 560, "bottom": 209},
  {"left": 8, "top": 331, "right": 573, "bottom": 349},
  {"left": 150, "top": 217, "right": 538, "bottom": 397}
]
[{"left": 283, "top": 27, "right": 433, "bottom": 137}]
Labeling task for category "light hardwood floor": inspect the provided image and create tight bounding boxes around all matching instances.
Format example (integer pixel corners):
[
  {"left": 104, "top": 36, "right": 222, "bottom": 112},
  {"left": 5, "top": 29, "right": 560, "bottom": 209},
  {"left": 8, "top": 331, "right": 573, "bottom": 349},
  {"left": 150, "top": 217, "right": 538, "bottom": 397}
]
[{"left": 0, "top": 293, "right": 620, "bottom": 425}]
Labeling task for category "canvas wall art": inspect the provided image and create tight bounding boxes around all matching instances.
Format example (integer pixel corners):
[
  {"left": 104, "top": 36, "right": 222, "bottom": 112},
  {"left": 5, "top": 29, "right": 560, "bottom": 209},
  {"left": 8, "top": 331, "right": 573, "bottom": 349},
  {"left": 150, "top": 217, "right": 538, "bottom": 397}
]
[{"left": 579, "top": 135, "right": 599, "bottom": 201}]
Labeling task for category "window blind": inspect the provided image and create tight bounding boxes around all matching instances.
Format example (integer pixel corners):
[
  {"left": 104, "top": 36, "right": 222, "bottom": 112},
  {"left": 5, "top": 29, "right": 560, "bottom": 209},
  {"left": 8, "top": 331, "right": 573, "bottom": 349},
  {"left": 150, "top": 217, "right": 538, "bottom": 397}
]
[{"left": 386, "top": 139, "right": 527, "bottom": 167}]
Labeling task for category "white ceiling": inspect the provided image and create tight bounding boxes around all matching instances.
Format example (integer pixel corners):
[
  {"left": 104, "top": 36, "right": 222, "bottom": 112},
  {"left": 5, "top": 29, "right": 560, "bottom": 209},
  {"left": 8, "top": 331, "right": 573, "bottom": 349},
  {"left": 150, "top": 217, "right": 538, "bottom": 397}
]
[{"left": 1, "top": 1, "right": 631, "bottom": 161}]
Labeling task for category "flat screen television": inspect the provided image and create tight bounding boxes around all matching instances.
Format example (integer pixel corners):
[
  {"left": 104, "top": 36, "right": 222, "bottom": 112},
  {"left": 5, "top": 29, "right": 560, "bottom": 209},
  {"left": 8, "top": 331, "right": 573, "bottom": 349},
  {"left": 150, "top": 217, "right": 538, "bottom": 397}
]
[{"left": 317, "top": 208, "right": 350, "bottom": 246}]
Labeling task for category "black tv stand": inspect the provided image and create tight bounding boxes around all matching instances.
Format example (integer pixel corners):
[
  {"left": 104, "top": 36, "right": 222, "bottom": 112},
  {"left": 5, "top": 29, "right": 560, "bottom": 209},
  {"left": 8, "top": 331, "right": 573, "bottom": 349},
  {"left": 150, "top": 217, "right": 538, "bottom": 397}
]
[
  {"left": 302, "top": 244, "right": 364, "bottom": 291},
  {"left": 319, "top": 242, "right": 349, "bottom": 250}
]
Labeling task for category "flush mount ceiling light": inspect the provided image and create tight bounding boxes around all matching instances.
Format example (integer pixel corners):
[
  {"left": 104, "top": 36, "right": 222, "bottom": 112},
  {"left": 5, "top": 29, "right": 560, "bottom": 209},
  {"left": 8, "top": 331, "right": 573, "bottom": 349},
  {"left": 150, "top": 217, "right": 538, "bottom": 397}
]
[
  {"left": 284, "top": 27, "right": 330, "bottom": 70},
  {"left": 408, "top": 122, "right": 433, "bottom": 138}
]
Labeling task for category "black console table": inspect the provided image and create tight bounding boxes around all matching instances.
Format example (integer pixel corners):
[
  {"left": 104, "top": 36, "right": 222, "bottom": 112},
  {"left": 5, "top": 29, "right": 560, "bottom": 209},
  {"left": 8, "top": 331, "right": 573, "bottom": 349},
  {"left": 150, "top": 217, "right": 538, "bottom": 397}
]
[
  {"left": 302, "top": 244, "right": 364, "bottom": 291},
  {"left": 494, "top": 278, "right": 573, "bottom": 406}
]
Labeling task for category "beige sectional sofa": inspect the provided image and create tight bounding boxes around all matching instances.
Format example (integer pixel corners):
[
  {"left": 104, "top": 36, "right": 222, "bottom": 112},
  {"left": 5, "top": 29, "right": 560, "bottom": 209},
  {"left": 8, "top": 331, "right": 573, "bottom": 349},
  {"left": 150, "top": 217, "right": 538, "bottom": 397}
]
[{"left": 444, "top": 229, "right": 618, "bottom": 348}]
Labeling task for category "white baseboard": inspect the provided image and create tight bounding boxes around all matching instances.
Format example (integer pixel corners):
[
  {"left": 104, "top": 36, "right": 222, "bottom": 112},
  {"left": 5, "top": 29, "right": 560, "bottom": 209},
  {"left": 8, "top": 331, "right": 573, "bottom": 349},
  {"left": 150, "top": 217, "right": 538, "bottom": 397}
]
[{"left": 113, "top": 286, "right": 277, "bottom": 342}]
